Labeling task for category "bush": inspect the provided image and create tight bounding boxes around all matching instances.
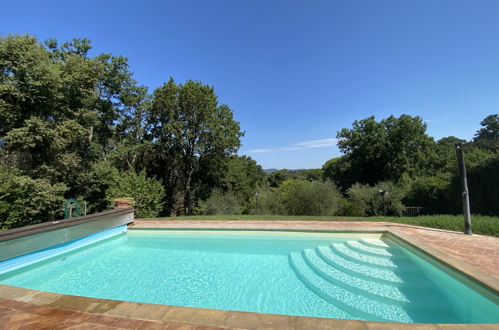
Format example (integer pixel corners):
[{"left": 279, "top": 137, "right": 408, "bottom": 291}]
[
  {"left": 106, "top": 170, "right": 165, "bottom": 218},
  {"left": 78, "top": 159, "right": 119, "bottom": 213},
  {"left": 346, "top": 181, "right": 405, "bottom": 216},
  {"left": 199, "top": 189, "right": 242, "bottom": 215},
  {"left": 0, "top": 168, "right": 67, "bottom": 229},
  {"left": 467, "top": 155, "right": 499, "bottom": 216},
  {"left": 253, "top": 187, "right": 284, "bottom": 215},
  {"left": 252, "top": 180, "right": 343, "bottom": 216},
  {"left": 403, "top": 173, "right": 454, "bottom": 214},
  {"left": 280, "top": 180, "right": 343, "bottom": 216}
]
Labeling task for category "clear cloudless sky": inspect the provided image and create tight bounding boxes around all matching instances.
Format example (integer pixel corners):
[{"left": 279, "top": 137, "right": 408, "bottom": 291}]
[{"left": 2, "top": 0, "right": 499, "bottom": 169}]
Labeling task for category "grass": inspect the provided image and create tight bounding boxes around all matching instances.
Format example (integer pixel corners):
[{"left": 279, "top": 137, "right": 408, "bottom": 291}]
[{"left": 137, "top": 214, "right": 499, "bottom": 237}]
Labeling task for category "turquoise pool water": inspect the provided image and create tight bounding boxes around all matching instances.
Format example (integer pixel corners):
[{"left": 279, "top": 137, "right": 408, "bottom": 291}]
[{"left": 1, "top": 229, "right": 498, "bottom": 323}]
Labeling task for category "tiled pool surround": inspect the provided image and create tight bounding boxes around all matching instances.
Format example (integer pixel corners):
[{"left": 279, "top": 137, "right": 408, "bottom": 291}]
[{"left": 0, "top": 220, "right": 498, "bottom": 329}]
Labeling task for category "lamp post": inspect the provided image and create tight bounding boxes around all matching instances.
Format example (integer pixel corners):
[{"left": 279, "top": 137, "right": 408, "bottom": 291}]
[
  {"left": 378, "top": 190, "right": 388, "bottom": 216},
  {"left": 455, "top": 144, "right": 472, "bottom": 235}
]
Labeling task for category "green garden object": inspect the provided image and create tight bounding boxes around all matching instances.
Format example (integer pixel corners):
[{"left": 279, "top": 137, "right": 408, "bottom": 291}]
[{"left": 64, "top": 199, "right": 81, "bottom": 218}]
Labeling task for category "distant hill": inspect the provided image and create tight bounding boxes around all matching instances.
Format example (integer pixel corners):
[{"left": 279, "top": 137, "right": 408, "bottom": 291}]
[{"left": 264, "top": 168, "right": 320, "bottom": 174}]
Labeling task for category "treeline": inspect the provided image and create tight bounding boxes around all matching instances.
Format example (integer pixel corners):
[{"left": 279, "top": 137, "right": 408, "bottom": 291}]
[
  {"left": 1, "top": 34, "right": 498, "bottom": 230},
  {"left": 0, "top": 34, "right": 246, "bottom": 229},
  {"left": 245, "top": 114, "right": 498, "bottom": 217}
]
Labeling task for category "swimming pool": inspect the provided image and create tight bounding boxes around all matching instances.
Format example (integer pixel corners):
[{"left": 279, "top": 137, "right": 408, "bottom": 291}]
[{"left": 0, "top": 228, "right": 498, "bottom": 324}]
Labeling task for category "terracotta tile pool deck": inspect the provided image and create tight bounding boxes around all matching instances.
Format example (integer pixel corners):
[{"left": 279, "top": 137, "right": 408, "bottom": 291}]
[{"left": 1, "top": 220, "right": 498, "bottom": 329}]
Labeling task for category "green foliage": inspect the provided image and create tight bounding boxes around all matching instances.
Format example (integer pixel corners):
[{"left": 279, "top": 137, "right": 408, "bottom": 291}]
[
  {"left": 281, "top": 180, "right": 342, "bottom": 216},
  {"left": 253, "top": 180, "right": 343, "bottom": 216},
  {"left": 267, "top": 168, "right": 324, "bottom": 188},
  {"left": 322, "top": 156, "right": 355, "bottom": 191},
  {"left": 198, "top": 189, "right": 242, "bottom": 215},
  {"left": 0, "top": 34, "right": 244, "bottom": 226},
  {"left": 147, "top": 78, "right": 243, "bottom": 215},
  {"left": 0, "top": 168, "right": 67, "bottom": 229},
  {"left": 2, "top": 33, "right": 499, "bottom": 228},
  {"left": 474, "top": 114, "right": 499, "bottom": 152},
  {"left": 432, "top": 137, "right": 495, "bottom": 173},
  {"left": 0, "top": 34, "right": 149, "bottom": 227},
  {"left": 78, "top": 159, "right": 118, "bottom": 213},
  {"left": 346, "top": 182, "right": 405, "bottom": 216},
  {"left": 267, "top": 170, "right": 292, "bottom": 187},
  {"left": 336, "top": 115, "right": 437, "bottom": 186},
  {"left": 467, "top": 155, "right": 499, "bottom": 216},
  {"left": 222, "top": 155, "right": 265, "bottom": 212},
  {"left": 253, "top": 188, "right": 284, "bottom": 215},
  {"left": 403, "top": 173, "right": 454, "bottom": 213},
  {"left": 106, "top": 171, "right": 165, "bottom": 218}
]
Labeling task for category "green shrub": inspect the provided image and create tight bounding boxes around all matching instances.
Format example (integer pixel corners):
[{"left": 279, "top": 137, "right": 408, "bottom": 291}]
[
  {"left": 279, "top": 180, "right": 343, "bottom": 216},
  {"left": 251, "top": 180, "right": 344, "bottom": 216},
  {"left": 253, "top": 187, "right": 284, "bottom": 215},
  {"left": 78, "top": 159, "right": 119, "bottom": 213},
  {"left": 467, "top": 155, "right": 499, "bottom": 216},
  {"left": 106, "top": 170, "right": 165, "bottom": 218},
  {"left": 404, "top": 173, "right": 454, "bottom": 213},
  {"left": 199, "top": 189, "right": 242, "bottom": 215},
  {"left": 346, "top": 181, "right": 405, "bottom": 216},
  {"left": 0, "top": 168, "right": 67, "bottom": 229}
]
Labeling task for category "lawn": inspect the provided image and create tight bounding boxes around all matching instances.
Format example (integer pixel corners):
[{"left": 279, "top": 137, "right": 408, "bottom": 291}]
[{"left": 136, "top": 214, "right": 499, "bottom": 237}]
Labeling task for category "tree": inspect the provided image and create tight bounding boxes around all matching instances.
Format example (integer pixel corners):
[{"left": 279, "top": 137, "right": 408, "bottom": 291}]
[
  {"left": 267, "top": 170, "right": 292, "bottom": 187},
  {"left": 147, "top": 78, "right": 243, "bottom": 215},
  {"left": 322, "top": 156, "right": 357, "bottom": 191},
  {"left": 403, "top": 173, "right": 454, "bottom": 213},
  {"left": 0, "top": 168, "right": 67, "bottom": 229},
  {"left": 0, "top": 34, "right": 146, "bottom": 200},
  {"left": 199, "top": 189, "right": 242, "bottom": 215},
  {"left": 466, "top": 155, "right": 499, "bottom": 216},
  {"left": 106, "top": 170, "right": 165, "bottom": 218},
  {"left": 221, "top": 155, "right": 266, "bottom": 212},
  {"left": 474, "top": 114, "right": 499, "bottom": 152},
  {"left": 336, "top": 115, "right": 437, "bottom": 185}
]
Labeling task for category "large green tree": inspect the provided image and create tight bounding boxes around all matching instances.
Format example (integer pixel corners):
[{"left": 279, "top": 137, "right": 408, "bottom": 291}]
[
  {"left": 221, "top": 155, "right": 266, "bottom": 211},
  {"left": 334, "top": 115, "right": 437, "bottom": 186},
  {"left": 0, "top": 34, "right": 147, "bottom": 226},
  {"left": 474, "top": 114, "right": 499, "bottom": 152},
  {"left": 147, "top": 78, "right": 243, "bottom": 215}
]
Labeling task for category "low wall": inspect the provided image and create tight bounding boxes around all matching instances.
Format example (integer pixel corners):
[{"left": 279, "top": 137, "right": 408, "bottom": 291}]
[{"left": 0, "top": 208, "right": 134, "bottom": 262}]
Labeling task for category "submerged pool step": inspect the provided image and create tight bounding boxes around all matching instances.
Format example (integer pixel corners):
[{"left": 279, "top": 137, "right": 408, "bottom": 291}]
[
  {"left": 316, "top": 246, "right": 404, "bottom": 284},
  {"left": 289, "top": 252, "right": 413, "bottom": 322},
  {"left": 302, "top": 249, "right": 409, "bottom": 305},
  {"left": 330, "top": 243, "right": 420, "bottom": 272},
  {"left": 359, "top": 238, "right": 390, "bottom": 249},
  {"left": 330, "top": 243, "right": 398, "bottom": 268},
  {"left": 345, "top": 241, "right": 393, "bottom": 258}
]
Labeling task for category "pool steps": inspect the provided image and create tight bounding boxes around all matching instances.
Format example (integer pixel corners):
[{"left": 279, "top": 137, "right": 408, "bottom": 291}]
[
  {"left": 302, "top": 248, "right": 410, "bottom": 304},
  {"left": 289, "top": 239, "right": 457, "bottom": 323}
]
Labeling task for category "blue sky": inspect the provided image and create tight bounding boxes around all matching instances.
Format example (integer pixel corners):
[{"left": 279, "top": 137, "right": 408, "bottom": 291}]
[{"left": 2, "top": 0, "right": 499, "bottom": 169}]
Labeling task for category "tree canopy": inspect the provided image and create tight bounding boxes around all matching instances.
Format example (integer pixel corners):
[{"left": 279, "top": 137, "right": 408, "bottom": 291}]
[
  {"left": 335, "top": 115, "right": 436, "bottom": 187},
  {"left": 0, "top": 34, "right": 245, "bottom": 228}
]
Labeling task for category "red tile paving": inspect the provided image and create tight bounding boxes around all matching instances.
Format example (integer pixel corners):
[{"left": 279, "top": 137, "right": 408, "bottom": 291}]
[{"left": 0, "top": 298, "right": 221, "bottom": 330}]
